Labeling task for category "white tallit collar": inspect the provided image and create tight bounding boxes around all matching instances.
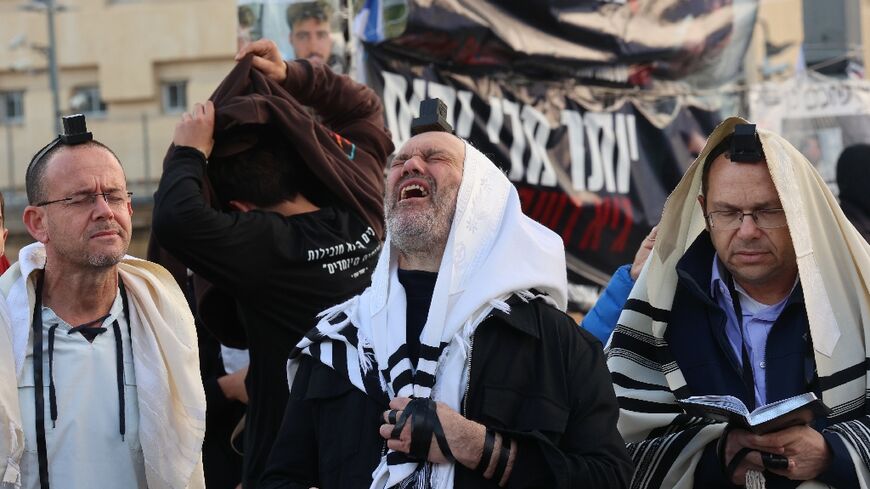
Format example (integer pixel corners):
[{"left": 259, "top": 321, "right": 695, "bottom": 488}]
[
  {"left": 7, "top": 242, "right": 144, "bottom": 375},
  {"left": 1, "top": 241, "right": 206, "bottom": 489}
]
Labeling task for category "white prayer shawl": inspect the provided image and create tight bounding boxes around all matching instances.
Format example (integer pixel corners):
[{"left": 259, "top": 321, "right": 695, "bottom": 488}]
[
  {"left": 607, "top": 117, "right": 870, "bottom": 489},
  {"left": 0, "top": 243, "right": 206, "bottom": 489},
  {"left": 290, "top": 140, "right": 568, "bottom": 489}
]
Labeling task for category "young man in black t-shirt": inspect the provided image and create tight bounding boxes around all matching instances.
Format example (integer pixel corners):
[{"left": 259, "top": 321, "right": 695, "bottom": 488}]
[{"left": 152, "top": 39, "right": 391, "bottom": 487}]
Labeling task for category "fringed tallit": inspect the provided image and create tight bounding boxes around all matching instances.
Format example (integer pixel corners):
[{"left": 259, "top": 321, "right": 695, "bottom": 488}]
[
  {"left": 0, "top": 243, "right": 206, "bottom": 489},
  {"left": 289, "top": 140, "right": 568, "bottom": 489},
  {"left": 607, "top": 117, "right": 870, "bottom": 489}
]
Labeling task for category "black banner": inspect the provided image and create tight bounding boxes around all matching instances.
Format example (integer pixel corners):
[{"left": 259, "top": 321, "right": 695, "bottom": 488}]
[
  {"left": 366, "top": 47, "right": 719, "bottom": 306},
  {"left": 358, "top": 0, "right": 758, "bottom": 87}
]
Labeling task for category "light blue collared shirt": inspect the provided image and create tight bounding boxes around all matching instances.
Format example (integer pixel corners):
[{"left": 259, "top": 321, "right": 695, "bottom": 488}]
[{"left": 710, "top": 256, "right": 794, "bottom": 407}]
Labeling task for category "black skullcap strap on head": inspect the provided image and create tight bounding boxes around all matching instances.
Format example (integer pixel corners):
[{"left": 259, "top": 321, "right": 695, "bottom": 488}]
[
  {"left": 704, "top": 138, "right": 731, "bottom": 170},
  {"left": 411, "top": 99, "right": 453, "bottom": 136},
  {"left": 389, "top": 398, "right": 456, "bottom": 463}
]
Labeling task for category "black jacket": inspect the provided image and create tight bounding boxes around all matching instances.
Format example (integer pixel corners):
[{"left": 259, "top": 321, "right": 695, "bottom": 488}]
[{"left": 259, "top": 297, "right": 634, "bottom": 488}]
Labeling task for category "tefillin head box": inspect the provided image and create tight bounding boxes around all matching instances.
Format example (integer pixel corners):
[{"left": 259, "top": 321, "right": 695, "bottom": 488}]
[{"left": 411, "top": 98, "right": 453, "bottom": 136}]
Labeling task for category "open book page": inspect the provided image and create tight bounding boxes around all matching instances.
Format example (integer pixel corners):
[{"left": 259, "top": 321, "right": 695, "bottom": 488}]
[{"left": 677, "top": 392, "right": 831, "bottom": 434}]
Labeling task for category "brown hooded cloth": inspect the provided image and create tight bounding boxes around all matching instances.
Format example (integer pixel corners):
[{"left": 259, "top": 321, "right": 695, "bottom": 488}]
[{"left": 148, "top": 55, "right": 393, "bottom": 346}]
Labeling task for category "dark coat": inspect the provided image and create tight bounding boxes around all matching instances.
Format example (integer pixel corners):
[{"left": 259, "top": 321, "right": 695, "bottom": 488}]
[
  {"left": 259, "top": 298, "right": 634, "bottom": 489},
  {"left": 665, "top": 232, "right": 858, "bottom": 489}
]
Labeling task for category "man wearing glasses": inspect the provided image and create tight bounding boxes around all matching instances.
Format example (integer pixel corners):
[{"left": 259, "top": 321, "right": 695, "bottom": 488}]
[
  {"left": 0, "top": 116, "right": 206, "bottom": 489},
  {"left": 608, "top": 120, "right": 869, "bottom": 488}
]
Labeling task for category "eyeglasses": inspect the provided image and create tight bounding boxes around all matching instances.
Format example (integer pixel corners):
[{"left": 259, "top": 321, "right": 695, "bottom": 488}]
[
  {"left": 705, "top": 208, "right": 787, "bottom": 230},
  {"left": 36, "top": 191, "right": 133, "bottom": 210}
]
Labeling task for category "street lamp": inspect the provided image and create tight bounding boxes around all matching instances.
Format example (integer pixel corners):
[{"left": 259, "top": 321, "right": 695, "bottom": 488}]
[{"left": 19, "top": 0, "right": 69, "bottom": 135}]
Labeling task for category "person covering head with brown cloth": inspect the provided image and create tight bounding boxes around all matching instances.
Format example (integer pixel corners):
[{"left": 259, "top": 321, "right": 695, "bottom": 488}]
[
  {"left": 152, "top": 39, "right": 393, "bottom": 488},
  {"left": 608, "top": 117, "right": 870, "bottom": 489}
]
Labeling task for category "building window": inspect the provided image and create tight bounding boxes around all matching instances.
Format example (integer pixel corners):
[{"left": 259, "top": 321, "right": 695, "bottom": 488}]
[
  {"left": 162, "top": 81, "right": 187, "bottom": 113},
  {"left": 70, "top": 86, "right": 107, "bottom": 116},
  {"left": 0, "top": 91, "right": 24, "bottom": 123}
]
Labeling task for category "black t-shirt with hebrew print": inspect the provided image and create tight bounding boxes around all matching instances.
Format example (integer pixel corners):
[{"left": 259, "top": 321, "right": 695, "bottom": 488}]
[{"left": 152, "top": 146, "right": 380, "bottom": 488}]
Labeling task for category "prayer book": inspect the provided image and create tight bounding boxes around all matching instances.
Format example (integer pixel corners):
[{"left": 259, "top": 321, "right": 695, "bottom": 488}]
[{"left": 677, "top": 392, "right": 831, "bottom": 434}]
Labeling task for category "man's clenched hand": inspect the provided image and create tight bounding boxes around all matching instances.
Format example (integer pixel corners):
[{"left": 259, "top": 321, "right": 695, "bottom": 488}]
[
  {"left": 236, "top": 39, "right": 288, "bottom": 83},
  {"left": 173, "top": 101, "right": 215, "bottom": 159},
  {"left": 379, "top": 397, "right": 486, "bottom": 468},
  {"left": 725, "top": 424, "right": 832, "bottom": 484}
]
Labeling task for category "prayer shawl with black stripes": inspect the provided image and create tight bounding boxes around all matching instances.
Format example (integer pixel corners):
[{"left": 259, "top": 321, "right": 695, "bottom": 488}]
[
  {"left": 0, "top": 243, "right": 206, "bottom": 489},
  {"left": 607, "top": 117, "right": 870, "bottom": 489},
  {"left": 289, "top": 141, "right": 568, "bottom": 489}
]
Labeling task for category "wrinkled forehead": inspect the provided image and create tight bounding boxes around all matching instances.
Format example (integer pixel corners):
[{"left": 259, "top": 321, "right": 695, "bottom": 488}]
[
  {"left": 45, "top": 145, "right": 126, "bottom": 188},
  {"left": 704, "top": 153, "right": 782, "bottom": 203},
  {"left": 396, "top": 132, "right": 466, "bottom": 167}
]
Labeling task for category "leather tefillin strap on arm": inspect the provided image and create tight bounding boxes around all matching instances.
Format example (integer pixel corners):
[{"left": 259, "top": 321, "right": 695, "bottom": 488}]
[
  {"left": 475, "top": 428, "right": 496, "bottom": 475},
  {"left": 491, "top": 433, "right": 511, "bottom": 483},
  {"left": 390, "top": 398, "right": 456, "bottom": 463},
  {"left": 718, "top": 424, "right": 789, "bottom": 480},
  {"left": 725, "top": 446, "right": 753, "bottom": 479}
]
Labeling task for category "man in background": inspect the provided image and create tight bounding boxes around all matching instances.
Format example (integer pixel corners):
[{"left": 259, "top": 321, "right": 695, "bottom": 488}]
[{"left": 286, "top": 1, "right": 339, "bottom": 69}]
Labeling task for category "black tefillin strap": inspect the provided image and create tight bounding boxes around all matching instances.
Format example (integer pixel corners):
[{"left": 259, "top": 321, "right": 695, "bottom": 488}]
[
  {"left": 723, "top": 272, "right": 789, "bottom": 474},
  {"left": 476, "top": 429, "right": 496, "bottom": 475},
  {"left": 31, "top": 275, "right": 131, "bottom": 488},
  {"left": 46, "top": 325, "right": 59, "bottom": 428},
  {"left": 31, "top": 277, "right": 50, "bottom": 489},
  {"left": 726, "top": 274, "right": 757, "bottom": 411},
  {"left": 390, "top": 398, "right": 455, "bottom": 463}
]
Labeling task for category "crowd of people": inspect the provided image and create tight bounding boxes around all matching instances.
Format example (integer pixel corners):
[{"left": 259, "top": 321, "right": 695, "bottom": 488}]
[{"left": 0, "top": 33, "right": 868, "bottom": 489}]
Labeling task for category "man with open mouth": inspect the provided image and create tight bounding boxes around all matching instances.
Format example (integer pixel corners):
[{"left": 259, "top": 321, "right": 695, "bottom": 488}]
[{"left": 259, "top": 104, "right": 633, "bottom": 489}]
